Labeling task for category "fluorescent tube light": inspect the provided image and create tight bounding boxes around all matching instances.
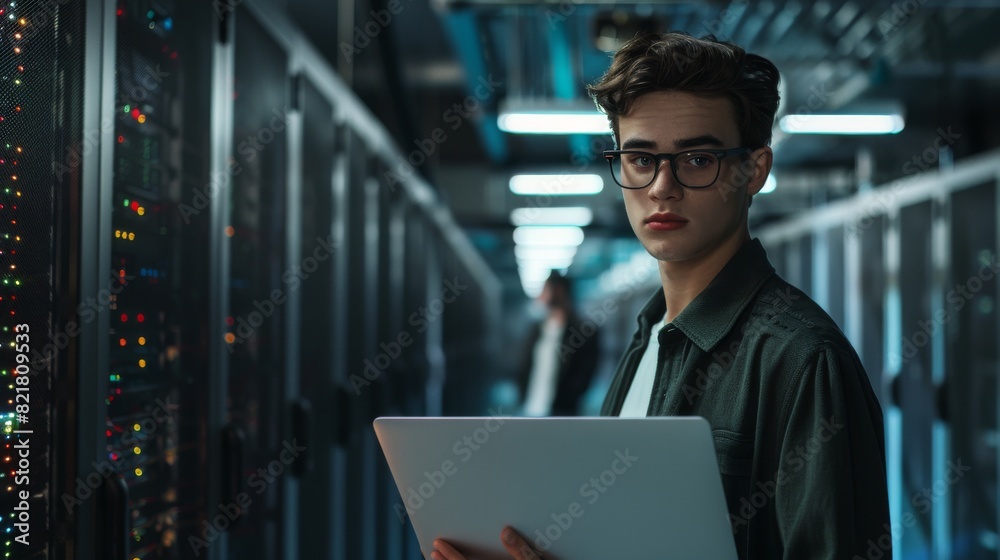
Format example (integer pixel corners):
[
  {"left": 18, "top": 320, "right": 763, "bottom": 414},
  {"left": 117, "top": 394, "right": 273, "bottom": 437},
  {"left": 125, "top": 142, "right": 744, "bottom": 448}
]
[
  {"left": 518, "top": 266, "right": 562, "bottom": 282},
  {"left": 510, "top": 207, "right": 593, "bottom": 227},
  {"left": 779, "top": 114, "right": 904, "bottom": 135},
  {"left": 498, "top": 111, "right": 609, "bottom": 135},
  {"left": 513, "top": 226, "right": 585, "bottom": 247},
  {"left": 509, "top": 174, "right": 603, "bottom": 196},
  {"left": 517, "top": 256, "right": 575, "bottom": 269},
  {"left": 520, "top": 278, "right": 547, "bottom": 298}
]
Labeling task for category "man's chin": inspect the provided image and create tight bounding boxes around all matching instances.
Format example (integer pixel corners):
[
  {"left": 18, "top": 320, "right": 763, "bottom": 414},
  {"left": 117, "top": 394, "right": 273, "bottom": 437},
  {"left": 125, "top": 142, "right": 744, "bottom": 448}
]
[{"left": 640, "top": 241, "right": 690, "bottom": 263}]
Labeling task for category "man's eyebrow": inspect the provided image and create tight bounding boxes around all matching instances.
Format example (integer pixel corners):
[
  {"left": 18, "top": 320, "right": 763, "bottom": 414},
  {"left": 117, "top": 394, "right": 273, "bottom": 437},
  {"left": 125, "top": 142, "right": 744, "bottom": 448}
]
[
  {"left": 620, "top": 135, "right": 727, "bottom": 151},
  {"left": 620, "top": 138, "right": 657, "bottom": 150},
  {"left": 674, "top": 135, "right": 725, "bottom": 149}
]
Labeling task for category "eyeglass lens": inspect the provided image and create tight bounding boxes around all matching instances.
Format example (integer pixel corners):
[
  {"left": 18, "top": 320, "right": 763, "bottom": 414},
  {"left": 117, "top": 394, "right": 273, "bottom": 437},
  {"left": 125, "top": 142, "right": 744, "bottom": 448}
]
[{"left": 610, "top": 152, "right": 721, "bottom": 189}]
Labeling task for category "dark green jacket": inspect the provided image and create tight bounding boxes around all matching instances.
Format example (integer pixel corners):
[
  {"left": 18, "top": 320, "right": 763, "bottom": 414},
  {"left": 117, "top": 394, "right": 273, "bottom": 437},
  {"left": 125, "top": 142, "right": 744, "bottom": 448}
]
[{"left": 600, "top": 239, "right": 890, "bottom": 559}]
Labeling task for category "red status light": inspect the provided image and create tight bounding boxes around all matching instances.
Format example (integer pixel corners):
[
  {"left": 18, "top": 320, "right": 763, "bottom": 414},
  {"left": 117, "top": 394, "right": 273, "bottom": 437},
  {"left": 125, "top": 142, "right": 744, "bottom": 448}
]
[{"left": 130, "top": 200, "right": 139, "bottom": 211}]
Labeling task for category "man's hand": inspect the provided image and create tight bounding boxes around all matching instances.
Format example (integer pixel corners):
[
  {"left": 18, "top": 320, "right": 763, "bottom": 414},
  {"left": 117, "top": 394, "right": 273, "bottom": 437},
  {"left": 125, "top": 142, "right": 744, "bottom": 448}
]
[{"left": 431, "top": 526, "right": 544, "bottom": 560}]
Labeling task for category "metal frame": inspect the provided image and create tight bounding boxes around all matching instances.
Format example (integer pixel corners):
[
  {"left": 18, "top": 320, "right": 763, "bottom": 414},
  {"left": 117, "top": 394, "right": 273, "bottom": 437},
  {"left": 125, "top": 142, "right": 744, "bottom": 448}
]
[
  {"left": 207, "top": 7, "right": 237, "bottom": 560},
  {"left": 758, "top": 149, "right": 1000, "bottom": 245},
  {"left": 283, "top": 71, "right": 305, "bottom": 560},
  {"left": 77, "top": 0, "right": 118, "bottom": 556},
  {"left": 330, "top": 118, "right": 349, "bottom": 560},
  {"left": 995, "top": 169, "right": 1000, "bottom": 558}
]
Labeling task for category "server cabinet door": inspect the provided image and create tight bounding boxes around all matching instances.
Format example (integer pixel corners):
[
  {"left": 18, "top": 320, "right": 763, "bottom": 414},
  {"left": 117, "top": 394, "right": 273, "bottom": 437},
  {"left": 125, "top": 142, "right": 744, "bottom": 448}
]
[
  {"left": 857, "top": 216, "right": 886, "bottom": 407},
  {"left": 373, "top": 164, "right": 406, "bottom": 560},
  {"left": 403, "top": 209, "right": 430, "bottom": 418},
  {"left": 295, "top": 75, "right": 337, "bottom": 559},
  {"left": 401, "top": 209, "right": 430, "bottom": 560},
  {"left": 6, "top": 1, "right": 82, "bottom": 556},
  {"left": 895, "top": 201, "right": 937, "bottom": 555},
  {"left": 224, "top": 9, "right": 290, "bottom": 560},
  {"left": 947, "top": 182, "right": 997, "bottom": 559},
  {"left": 343, "top": 131, "right": 377, "bottom": 560},
  {"left": 104, "top": 3, "right": 215, "bottom": 559}
]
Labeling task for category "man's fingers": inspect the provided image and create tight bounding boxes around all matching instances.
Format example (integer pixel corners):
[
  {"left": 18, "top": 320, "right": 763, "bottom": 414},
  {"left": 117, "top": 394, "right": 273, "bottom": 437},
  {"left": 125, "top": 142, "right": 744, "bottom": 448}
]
[
  {"left": 500, "top": 526, "right": 543, "bottom": 560},
  {"left": 433, "top": 529, "right": 542, "bottom": 560},
  {"left": 432, "top": 538, "right": 467, "bottom": 560}
]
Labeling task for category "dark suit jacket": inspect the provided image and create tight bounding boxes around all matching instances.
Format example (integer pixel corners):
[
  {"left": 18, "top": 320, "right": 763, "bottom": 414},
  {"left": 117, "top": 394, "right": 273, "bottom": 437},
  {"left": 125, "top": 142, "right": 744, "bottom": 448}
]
[{"left": 516, "top": 313, "right": 600, "bottom": 416}]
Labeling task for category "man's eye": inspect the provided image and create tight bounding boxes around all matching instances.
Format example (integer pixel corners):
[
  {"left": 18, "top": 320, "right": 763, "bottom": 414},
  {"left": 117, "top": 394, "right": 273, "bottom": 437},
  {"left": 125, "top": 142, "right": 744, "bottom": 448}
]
[
  {"left": 685, "top": 154, "right": 715, "bottom": 167},
  {"left": 631, "top": 155, "right": 654, "bottom": 167}
]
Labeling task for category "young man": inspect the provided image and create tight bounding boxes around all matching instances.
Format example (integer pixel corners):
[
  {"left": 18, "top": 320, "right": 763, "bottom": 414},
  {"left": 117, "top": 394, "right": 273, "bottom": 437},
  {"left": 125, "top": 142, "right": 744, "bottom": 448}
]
[{"left": 433, "top": 32, "right": 890, "bottom": 559}]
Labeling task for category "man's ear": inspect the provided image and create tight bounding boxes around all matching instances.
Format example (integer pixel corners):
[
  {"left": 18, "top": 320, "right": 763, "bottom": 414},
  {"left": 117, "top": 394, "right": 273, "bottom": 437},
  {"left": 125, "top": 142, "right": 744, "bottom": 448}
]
[{"left": 746, "top": 146, "right": 773, "bottom": 198}]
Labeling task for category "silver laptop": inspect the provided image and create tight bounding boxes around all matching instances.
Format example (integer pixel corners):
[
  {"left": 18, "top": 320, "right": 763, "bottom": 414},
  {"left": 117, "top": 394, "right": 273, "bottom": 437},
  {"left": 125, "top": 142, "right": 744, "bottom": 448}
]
[{"left": 374, "top": 415, "right": 738, "bottom": 560}]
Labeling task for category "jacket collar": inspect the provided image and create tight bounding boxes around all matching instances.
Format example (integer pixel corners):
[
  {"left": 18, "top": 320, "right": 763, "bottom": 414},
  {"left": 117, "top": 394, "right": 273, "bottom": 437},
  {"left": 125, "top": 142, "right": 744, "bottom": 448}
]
[{"left": 634, "top": 238, "right": 776, "bottom": 352}]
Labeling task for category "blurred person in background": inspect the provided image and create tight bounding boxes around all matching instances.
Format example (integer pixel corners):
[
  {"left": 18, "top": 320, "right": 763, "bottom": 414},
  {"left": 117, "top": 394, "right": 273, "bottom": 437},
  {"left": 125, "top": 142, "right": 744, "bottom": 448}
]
[{"left": 516, "top": 271, "right": 600, "bottom": 416}]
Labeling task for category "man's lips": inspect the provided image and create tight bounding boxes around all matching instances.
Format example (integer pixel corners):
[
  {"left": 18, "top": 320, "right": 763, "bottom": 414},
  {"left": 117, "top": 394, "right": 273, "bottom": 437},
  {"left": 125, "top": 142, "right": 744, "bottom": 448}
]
[
  {"left": 645, "top": 213, "right": 688, "bottom": 231},
  {"left": 646, "top": 212, "right": 687, "bottom": 223}
]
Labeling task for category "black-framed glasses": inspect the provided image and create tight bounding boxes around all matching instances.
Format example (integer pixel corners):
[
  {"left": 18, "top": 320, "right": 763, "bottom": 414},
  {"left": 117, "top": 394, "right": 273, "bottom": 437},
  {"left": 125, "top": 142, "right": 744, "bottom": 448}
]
[{"left": 604, "top": 147, "right": 752, "bottom": 189}]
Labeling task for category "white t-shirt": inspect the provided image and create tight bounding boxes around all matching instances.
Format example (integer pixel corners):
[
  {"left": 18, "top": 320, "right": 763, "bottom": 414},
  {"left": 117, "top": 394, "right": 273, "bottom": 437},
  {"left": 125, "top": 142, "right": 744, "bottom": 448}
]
[
  {"left": 522, "top": 317, "right": 566, "bottom": 416},
  {"left": 618, "top": 314, "right": 668, "bottom": 417}
]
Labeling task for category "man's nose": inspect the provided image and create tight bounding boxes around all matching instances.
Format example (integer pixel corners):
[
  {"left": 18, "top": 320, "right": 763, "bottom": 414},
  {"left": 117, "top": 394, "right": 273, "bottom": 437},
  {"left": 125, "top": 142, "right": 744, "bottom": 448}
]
[{"left": 647, "top": 160, "right": 684, "bottom": 199}]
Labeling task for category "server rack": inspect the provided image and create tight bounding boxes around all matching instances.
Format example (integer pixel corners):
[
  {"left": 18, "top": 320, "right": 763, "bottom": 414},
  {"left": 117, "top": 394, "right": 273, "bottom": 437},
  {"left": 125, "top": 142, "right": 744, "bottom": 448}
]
[
  {"left": 225, "top": 2, "right": 504, "bottom": 559},
  {"left": 109, "top": 3, "right": 217, "bottom": 558},
  {"left": 222, "top": 6, "right": 291, "bottom": 559},
  {"left": 758, "top": 150, "right": 1000, "bottom": 560},
  {"left": 46, "top": 1, "right": 503, "bottom": 559},
  {"left": 4, "top": 1, "right": 86, "bottom": 558}
]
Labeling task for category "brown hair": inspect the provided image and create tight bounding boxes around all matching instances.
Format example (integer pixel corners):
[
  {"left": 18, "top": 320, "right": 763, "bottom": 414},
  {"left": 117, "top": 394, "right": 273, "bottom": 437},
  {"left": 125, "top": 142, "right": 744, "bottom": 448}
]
[{"left": 587, "top": 32, "right": 780, "bottom": 149}]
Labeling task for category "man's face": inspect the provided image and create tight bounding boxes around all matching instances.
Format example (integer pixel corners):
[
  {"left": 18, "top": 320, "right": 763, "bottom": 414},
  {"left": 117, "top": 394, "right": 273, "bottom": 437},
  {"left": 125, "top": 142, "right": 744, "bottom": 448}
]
[{"left": 617, "top": 90, "right": 770, "bottom": 264}]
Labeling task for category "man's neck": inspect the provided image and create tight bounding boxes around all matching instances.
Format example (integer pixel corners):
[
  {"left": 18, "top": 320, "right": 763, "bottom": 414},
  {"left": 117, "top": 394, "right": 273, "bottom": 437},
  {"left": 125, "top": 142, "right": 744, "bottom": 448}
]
[{"left": 659, "top": 231, "right": 750, "bottom": 324}]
